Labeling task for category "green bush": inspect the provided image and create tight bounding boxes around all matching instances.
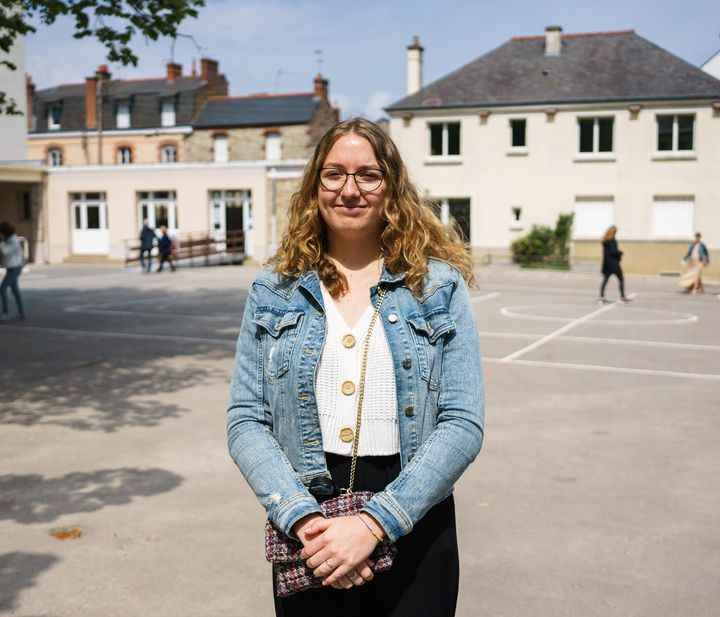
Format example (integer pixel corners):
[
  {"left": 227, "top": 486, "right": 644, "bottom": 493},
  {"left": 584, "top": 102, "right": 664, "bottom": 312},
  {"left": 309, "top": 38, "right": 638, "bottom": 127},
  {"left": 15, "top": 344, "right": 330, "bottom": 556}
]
[{"left": 511, "top": 213, "right": 575, "bottom": 266}]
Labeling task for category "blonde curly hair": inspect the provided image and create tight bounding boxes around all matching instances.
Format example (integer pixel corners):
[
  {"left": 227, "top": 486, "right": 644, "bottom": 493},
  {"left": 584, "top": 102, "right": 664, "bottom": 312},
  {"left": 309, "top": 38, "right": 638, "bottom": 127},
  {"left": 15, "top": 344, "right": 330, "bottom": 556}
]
[{"left": 269, "top": 118, "right": 475, "bottom": 297}]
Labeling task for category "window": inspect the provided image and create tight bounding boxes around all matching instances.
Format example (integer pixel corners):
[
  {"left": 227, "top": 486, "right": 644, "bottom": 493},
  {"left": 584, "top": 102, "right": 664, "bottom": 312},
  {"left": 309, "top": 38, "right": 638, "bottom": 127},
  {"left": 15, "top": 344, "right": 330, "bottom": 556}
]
[
  {"left": 71, "top": 192, "right": 108, "bottom": 230},
  {"left": 266, "top": 133, "right": 281, "bottom": 160},
  {"left": 512, "top": 207, "right": 522, "bottom": 223},
  {"left": 211, "top": 189, "right": 251, "bottom": 232},
  {"left": 510, "top": 119, "right": 526, "bottom": 148},
  {"left": 573, "top": 198, "right": 614, "bottom": 238},
  {"left": 161, "top": 145, "right": 177, "bottom": 163},
  {"left": 429, "top": 122, "right": 460, "bottom": 156},
  {"left": 214, "top": 135, "right": 229, "bottom": 162},
  {"left": 161, "top": 100, "right": 176, "bottom": 127},
  {"left": 652, "top": 197, "right": 693, "bottom": 238},
  {"left": 139, "top": 191, "right": 178, "bottom": 229},
  {"left": 117, "top": 147, "right": 132, "bottom": 164},
  {"left": 116, "top": 102, "right": 131, "bottom": 129},
  {"left": 657, "top": 115, "right": 694, "bottom": 151},
  {"left": 47, "top": 104, "right": 62, "bottom": 130},
  {"left": 21, "top": 192, "right": 32, "bottom": 220},
  {"left": 578, "top": 117, "right": 613, "bottom": 153},
  {"left": 48, "top": 148, "right": 62, "bottom": 166},
  {"left": 431, "top": 198, "right": 471, "bottom": 243}
]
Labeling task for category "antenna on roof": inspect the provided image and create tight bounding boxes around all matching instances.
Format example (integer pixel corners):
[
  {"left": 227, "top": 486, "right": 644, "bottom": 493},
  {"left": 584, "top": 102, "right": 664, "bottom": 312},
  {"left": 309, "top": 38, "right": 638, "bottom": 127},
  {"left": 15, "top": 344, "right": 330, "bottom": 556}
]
[
  {"left": 169, "top": 34, "right": 207, "bottom": 65},
  {"left": 274, "top": 69, "right": 287, "bottom": 93},
  {"left": 314, "top": 49, "right": 324, "bottom": 75}
]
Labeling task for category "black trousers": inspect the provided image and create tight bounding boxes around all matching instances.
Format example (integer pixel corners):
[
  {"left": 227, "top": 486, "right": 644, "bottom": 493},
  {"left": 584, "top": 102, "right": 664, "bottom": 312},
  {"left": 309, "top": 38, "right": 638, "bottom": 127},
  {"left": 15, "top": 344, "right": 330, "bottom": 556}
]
[
  {"left": 274, "top": 453, "right": 459, "bottom": 617},
  {"left": 600, "top": 271, "right": 625, "bottom": 297}
]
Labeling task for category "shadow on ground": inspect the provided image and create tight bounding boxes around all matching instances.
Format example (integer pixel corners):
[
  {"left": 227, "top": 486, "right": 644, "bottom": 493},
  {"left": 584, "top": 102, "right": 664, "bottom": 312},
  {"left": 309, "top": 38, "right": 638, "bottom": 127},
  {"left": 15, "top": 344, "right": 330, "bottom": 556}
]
[
  {"left": 0, "top": 467, "right": 184, "bottom": 524},
  {"left": 0, "top": 551, "right": 61, "bottom": 612},
  {"left": 0, "top": 285, "right": 245, "bottom": 432}
]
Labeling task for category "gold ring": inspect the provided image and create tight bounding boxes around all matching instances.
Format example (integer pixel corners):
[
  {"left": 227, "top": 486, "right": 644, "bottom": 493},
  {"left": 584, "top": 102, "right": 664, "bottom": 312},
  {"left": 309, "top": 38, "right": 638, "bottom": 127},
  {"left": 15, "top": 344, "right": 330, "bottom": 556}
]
[{"left": 347, "top": 569, "right": 359, "bottom": 580}]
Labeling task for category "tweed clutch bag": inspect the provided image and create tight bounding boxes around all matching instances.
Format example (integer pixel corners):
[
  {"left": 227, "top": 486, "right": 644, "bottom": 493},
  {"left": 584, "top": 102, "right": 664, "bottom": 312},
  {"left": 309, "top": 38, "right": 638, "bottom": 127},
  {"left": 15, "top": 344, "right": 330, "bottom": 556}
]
[{"left": 265, "top": 490, "right": 397, "bottom": 597}]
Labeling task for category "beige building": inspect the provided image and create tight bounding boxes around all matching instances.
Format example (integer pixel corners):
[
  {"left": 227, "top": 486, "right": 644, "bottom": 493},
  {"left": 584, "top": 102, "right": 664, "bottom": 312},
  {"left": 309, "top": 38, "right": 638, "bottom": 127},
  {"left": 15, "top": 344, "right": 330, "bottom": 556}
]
[
  {"left": 387, "top": 28, "right": 720, "bottom": 276},
  {"left": 0, "top": 35, "right": 45, "bottom": 262},
  {"left": 19, "top": 61, "right": 338, "bottom": 264}
]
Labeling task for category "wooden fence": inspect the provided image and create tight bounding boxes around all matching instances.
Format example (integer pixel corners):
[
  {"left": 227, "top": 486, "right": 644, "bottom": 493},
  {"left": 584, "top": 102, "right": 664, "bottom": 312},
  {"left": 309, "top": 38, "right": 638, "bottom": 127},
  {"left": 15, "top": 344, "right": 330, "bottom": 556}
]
[{"left": 124, "top": 229, "right": 245, "bottom": 268}]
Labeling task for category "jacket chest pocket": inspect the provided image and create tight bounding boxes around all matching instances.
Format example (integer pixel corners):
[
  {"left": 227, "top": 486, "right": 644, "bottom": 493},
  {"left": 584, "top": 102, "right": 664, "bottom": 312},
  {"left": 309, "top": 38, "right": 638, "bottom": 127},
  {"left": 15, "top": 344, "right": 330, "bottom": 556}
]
[
  {"left": 253, "top": 308, "right": 305, "bottom": 381},
  {"left": 406, "top": 308, "right": 456, "bottom": 390}
]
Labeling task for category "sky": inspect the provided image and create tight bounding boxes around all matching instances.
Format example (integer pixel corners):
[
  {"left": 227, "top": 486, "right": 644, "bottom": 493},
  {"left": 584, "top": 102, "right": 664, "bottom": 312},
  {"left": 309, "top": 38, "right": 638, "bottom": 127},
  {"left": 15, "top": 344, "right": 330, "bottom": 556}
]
[{"left": 21, "top": 0, "right": 720, "bottom": 120}]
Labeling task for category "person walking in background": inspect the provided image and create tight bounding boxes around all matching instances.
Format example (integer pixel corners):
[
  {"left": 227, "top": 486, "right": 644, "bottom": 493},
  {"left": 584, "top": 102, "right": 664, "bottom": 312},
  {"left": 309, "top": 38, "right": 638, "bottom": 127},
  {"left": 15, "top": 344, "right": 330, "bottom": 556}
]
[
  {"left": 157, "top": 226, "right": 176, "bottom": 272},
  {"left": 139, "top": 218, "right": 156, "bottom": 273},
  {"left": 599, "top": 225, "right": 630, "bottom": 304},
  {"left": 679, "top": 232, "right": 709, "bottom": 294},
  {"left": 227, "top": 118, "right": 484, "bottom": 616},
  {"left": 0, "top": 221, "right": 27, "bottom": 321}
]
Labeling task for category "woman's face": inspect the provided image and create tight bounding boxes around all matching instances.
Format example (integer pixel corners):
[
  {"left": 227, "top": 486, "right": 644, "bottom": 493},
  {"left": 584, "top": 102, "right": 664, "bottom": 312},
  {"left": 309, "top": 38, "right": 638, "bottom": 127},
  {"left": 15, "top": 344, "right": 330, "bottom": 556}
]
[{"left": 317, "top": 133, "right": 387, "bottom": 244}]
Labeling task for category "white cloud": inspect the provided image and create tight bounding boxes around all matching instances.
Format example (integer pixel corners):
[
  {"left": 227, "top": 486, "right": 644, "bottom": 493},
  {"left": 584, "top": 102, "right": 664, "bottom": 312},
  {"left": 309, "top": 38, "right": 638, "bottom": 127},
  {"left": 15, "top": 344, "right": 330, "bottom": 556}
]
[{"left": 363, "top": 91, "right": 392, "bottom": 121}]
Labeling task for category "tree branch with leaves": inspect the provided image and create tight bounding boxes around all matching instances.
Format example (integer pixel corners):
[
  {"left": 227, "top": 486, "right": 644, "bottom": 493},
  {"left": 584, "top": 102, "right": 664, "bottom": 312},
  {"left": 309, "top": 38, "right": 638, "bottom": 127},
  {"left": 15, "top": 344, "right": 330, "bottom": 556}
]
[{"left": 0, "top": 0, "right": 205, "bottom": 115}]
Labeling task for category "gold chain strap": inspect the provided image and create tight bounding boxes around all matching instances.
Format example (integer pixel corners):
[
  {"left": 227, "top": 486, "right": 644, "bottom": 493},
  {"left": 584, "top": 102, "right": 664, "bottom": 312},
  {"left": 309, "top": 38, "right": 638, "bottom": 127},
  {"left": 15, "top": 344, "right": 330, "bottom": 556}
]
[{"left": 344, "top": 284, "right": 387, "bottom": 494}]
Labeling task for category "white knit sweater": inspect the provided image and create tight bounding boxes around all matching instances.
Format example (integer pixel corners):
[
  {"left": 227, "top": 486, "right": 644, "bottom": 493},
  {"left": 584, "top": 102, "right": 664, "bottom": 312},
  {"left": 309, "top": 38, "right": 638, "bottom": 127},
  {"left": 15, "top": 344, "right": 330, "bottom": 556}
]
[{"left": 316, "top": 284, "right": 400, "bottom": 456}]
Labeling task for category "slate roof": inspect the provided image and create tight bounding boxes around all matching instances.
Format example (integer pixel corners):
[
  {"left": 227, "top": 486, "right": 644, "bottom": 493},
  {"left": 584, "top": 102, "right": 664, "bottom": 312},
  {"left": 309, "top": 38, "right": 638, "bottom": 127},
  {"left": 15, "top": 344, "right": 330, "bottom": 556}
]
[
  {"left": 32, "top": 77, "right": 208, "bottom": 132},
  {"left": 388, "top": 30, "right": 720, "bottom": 111},
  {"left": 192, "top": 94, "right": 320, "bottom": 128}
]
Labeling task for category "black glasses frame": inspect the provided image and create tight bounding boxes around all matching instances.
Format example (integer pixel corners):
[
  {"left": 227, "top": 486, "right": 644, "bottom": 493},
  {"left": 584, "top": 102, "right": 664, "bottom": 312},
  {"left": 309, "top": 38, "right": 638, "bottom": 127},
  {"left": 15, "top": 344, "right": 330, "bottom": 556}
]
[{"left": 318, "top": 167, "right": 386, "bottom": 192}]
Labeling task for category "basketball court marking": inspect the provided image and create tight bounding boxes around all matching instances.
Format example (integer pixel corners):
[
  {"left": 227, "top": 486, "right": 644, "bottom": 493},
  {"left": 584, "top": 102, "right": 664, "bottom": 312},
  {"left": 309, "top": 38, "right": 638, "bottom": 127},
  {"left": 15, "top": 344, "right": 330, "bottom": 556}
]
[
  {"left": 500, "top": 294, "right": 636, "bottom": 363},
  {"left": 471, "top": 292, "right": 501, "bottom": 303},
  {"left": 500, "top": 303, "right": 698, "bottom": 326},
  {"left": 13, "top": 325, "right": 236, "bottom": 346},
  {"left": 484, "top": 357, "right": 720, "bottom": 382}
]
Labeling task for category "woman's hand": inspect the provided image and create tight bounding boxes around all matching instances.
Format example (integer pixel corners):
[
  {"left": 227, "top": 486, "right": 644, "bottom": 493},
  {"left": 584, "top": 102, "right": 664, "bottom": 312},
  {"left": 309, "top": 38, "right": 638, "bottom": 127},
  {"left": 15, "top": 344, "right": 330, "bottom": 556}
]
[{"left": 300, "top": 515, "right": 378, "bottom": 589}]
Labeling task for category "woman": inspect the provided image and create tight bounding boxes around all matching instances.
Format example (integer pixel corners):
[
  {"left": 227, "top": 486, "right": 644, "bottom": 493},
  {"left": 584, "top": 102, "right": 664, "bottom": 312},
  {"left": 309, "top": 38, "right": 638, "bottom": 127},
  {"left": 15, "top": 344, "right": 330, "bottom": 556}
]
[
  {"left": 679, "top": 232, "right": 709, "bottom": 294},
  {"left": 0, "top": 221, "right": 26, "bottom": 321},
  {"left": 156, "top": 226, "right": 176, "bottom": 272},
  {"left": 599, "top": 225, "right": 630, "bottom": 303},
  {"left": 227, "top": 118, "right": 484, "bottom": 617}
]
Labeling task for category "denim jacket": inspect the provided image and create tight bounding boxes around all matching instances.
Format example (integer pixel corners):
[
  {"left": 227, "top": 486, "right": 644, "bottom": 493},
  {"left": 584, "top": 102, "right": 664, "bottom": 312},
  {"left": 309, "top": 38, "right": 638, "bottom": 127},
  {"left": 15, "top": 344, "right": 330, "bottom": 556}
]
[
  {"left": 684, "top": 241, "right": 709, "bottom": 263},
  {"left": 227, "top": 259, "right": 485, "bottom": 542}
]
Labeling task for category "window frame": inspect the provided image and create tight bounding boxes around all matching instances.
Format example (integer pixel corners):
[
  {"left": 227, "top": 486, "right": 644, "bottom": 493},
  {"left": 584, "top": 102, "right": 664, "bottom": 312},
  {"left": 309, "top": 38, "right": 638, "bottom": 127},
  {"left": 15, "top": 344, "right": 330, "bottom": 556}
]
[
  {"left": 47, "top": 148, "right": 63, "bottom": 166},
  {"left": 160, "top": 99, "right": 177, "bottom": 127},
  {"left": 116, "top": 101, "right": 131, "bottom": 129},
  {"left": 427, "top": 121, "right": 461, "bottom": 159},
  {"left": 160, "top": 144, "right": 177, "bottom": 163},
  {"left": 117, "top": 146, "right": 133, "bottom": 165},
  {"left": 213, "top": 134, "right": 229, "bottom": 163},
  {"left": 655, "top": 114, "right": 695, "bottom": 153},
  {"left": 577, "top": 116, "right": 614, "bottom": 155},
  {"left": 47, "top": 104, "right": 62, "bottom": 130}
]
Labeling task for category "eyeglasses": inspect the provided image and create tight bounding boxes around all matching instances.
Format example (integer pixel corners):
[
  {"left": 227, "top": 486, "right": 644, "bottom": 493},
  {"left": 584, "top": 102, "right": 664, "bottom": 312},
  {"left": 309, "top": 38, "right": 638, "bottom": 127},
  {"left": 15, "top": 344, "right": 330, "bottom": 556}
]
[{"left": 319, "top": 167, "right": 385, "bottom": 192}]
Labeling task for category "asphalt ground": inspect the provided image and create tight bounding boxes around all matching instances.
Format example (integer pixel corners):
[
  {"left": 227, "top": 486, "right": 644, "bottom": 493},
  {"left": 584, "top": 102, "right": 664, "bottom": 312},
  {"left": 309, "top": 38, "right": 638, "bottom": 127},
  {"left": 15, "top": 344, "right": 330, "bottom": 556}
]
[{"left": 1, "top": 263, "right": 718, "bottom": 616}]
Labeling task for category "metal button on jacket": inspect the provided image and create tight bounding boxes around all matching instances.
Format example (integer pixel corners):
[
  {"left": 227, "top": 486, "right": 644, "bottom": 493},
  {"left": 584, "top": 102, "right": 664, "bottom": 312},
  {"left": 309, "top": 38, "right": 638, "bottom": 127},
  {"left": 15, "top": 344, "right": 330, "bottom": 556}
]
[
  {"left": 341, "top": 380, "right": 356, "bottom": 395},
  {"left": 339, "top": 427, "right": 354, "bottom": 442},
  {"left": 342, "top": 334, "right": 356, "bottom": 348},
  {"left": 402, "top": 358, "right": 412, "bottom": 370},
  {"left": 404, "top": 405, "right": 414, "bottom": 417},
  {"left": 387, "top": 313, "right": 398, "bottom": 323}
]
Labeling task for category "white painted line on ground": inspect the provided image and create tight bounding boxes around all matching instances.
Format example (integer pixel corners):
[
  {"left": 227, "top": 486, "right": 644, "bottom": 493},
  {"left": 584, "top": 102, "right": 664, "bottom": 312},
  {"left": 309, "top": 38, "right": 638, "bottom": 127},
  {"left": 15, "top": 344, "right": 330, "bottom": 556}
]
[
  {"left": 9, "top": 325, "right": 237, "bottom": 345},
  {"left": 500, "top": 296, "right": 628, "bottom": 363},
  {"left": 484, "top": 357, "right": 720, "bottom": 382},
  {"left": 559, "top": 334, "right": 720, "bottom": 352},
  {"left": 499, "top": 301, "right": 697, "bottom": 326},
  {"left": 471, "top": 292, "right": 500, "bottom": 303},
  {"left": 63, "top": 307, "right": 239, "bottom": 321}
]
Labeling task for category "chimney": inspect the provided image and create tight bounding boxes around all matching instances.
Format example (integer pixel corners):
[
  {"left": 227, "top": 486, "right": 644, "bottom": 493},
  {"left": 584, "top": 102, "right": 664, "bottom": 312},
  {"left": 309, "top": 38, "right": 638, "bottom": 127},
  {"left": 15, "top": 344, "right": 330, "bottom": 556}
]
[
  {"left": 201, "top": 58, "right": 227, "bottom": 95},
  {"left": 191, "top": 58, "right": 197, "bottom": 77},
  {"left": 85, "top": 75, "right": 97, "bottom": 130},
  {"left": 26, "top": 75, "right": 35, "bottom": 131},
  {"left": 166, "top": 62, "right": 182, "bottom": 81},
  {"left": 545, "top": 25, "right": 562, "bottom": 56},
  {"left": 313, "top": 74, "right": 328, "bottom": 101},
  {"left": 96, "top": 64, "right": 111, "bottom": 80},
  {"left": 407, "top": 35, "right": 424, "bottom": 95},
  {"left": 201, "top": 58, "right": 218, "bottom": 83}
]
